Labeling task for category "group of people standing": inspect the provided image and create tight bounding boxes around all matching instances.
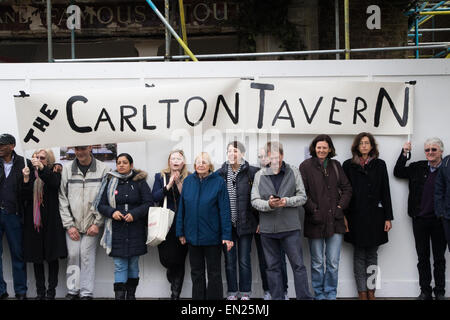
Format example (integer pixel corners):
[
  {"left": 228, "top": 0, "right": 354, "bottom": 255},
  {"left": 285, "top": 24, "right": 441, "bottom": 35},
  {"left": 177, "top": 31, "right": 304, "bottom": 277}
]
[{"left": 0, "top": 131, "right": 449, "bottom": 300}]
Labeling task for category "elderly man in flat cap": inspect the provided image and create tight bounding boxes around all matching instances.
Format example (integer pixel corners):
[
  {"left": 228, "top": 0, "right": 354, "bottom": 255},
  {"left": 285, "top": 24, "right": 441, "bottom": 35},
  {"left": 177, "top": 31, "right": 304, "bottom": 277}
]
[{"left": 0, "top": 133, "right": 33, "bottom": 300}]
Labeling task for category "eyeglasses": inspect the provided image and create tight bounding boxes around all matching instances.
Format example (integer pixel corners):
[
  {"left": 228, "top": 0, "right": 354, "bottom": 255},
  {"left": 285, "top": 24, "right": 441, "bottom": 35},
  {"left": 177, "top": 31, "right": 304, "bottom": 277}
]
[
  {"left": 425, "top": 148, "right": 438, "bottom": 153},
  {"left": 34, "top": 156, "right": 46, "bottom": 161},
  {"left": 359, "top": 141, "right": 371, "bottom": 146}
]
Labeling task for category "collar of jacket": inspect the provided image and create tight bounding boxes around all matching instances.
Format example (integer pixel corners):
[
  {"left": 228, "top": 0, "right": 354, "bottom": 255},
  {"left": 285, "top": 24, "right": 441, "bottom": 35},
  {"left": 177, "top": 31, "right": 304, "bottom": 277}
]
[
  {"left": 260, "top": 161, "right": 287, "bottom": 176},
  {"left": 194, "top": 170, "right": 218, "bottom": 181},
  {"left": 311, "top": 156, "right": 329, "bottom": 168},
  {"left": 220, "top": 160, "right": 249, "bottom": 175},
  {"left": 71, "top": 154, "right": 97, "bottom": 175},
  {"left": 130, "top": 169, "right": 147, "bottom": 182},
  {"left": 351, "top": 154, "right": 378, "bottom": 166}
]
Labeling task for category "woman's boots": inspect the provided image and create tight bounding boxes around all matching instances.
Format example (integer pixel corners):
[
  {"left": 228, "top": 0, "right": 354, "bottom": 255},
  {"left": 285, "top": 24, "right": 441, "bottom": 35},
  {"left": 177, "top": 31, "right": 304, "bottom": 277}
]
[
  {"left": 358, "top": 290, "right": 376, "bottom": 300},
  {"left": 114, "top": 283, "right": 127, "bottom": 300},
  {"left": 126, "top": 278, "right": 139, "bottom": 300},
  {"left": 114, "top": 278, "right": 139, "bottom": 300},
  {"left": 358, "top": 291, "right": 368, "bottom": 300}
]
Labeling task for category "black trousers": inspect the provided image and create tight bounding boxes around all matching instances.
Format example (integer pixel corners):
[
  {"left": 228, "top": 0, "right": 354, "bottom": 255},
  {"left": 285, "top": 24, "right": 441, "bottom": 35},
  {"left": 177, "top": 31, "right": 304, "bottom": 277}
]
[
  {"left": 33, "top": 260, "right": 59, "bottom": 296},
  {"left": 158, "top": 227, "right": 188, "bottom": 297},
  {"left": 412, "top": 217, "right": 447, "bottom": 295},
  {"left": 188, "top": 244, "right": 223, "bottom": 300}
]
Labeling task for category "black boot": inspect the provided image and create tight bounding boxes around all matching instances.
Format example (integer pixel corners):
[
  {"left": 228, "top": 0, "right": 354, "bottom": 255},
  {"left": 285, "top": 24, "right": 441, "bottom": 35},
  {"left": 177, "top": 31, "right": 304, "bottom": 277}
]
[
  {"left": 114, "top": 283, "right": 127, "bottom": 300},
  {"left": 47, "top": 260, "right": 58, "bottom": 300},
  {"left": 126, "top": 278, "right": 139, "bottom": 300},
  {"left": 33, "top": 263, "right": 46, "bottom": 300},
  {"left": 170, "top": 269, "right": 185, "bottom": 300}
]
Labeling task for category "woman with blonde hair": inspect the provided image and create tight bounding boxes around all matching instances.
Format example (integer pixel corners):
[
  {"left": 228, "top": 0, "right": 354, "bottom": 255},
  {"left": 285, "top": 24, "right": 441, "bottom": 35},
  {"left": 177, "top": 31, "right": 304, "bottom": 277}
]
[
  {"left": 152, "top": 149, "right": 190, "bottom": 299},
  {"left": 176, "top": 152, "right": 233, "bottom": 300},
  {"left": 22, "top": 149, "right": 67, "bottom": 300}
]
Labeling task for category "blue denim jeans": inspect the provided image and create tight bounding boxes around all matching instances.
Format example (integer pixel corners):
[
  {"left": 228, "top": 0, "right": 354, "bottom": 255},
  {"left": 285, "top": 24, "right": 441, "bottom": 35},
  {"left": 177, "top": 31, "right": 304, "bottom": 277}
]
[
  {"left": 0, "top": 209, "right": 27, "bottom": 296},
  {"left": 309, "top": 233, "right": 343, "bottom": 300},
  {"left": 113, "top": 256, "right": 140, "bottom": 283},
  {"left": 223, "top": 228, "right": 253, "bottom": 296},
  {"left": 261, "top": 230, "right": 312, "bottom": 300}
]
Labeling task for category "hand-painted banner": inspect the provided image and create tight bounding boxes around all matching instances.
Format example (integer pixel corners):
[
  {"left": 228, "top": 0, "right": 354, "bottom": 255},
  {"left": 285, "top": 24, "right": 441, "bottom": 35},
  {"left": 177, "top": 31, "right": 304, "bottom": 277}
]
[{"left": 14, "top": 78, "right": 413, "bottom": 149}]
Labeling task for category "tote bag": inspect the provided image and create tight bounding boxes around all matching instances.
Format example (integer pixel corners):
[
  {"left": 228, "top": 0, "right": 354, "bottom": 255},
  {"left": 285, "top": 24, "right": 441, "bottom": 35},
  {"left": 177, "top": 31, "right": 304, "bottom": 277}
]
[{"left": 146, "top": 175, "right": 175, "bottom": 247}]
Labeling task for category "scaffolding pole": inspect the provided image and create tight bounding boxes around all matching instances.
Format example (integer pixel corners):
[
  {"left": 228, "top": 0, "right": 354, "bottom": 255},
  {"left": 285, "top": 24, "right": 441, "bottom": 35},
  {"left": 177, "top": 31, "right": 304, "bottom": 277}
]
[
  {"left": 47, "top": 0, "right": 53, "bottom": 62},
  {"left": 165, "top": 0, "right": 171, "bottom": 61},
  {"left": 54, "top": 44, "right": 449, "bottom": 63},
  {"left": 335, "top": 0, "right": 340, "bottom": 60},
  {"left": 344, "top": 0, "right": 350, "bottom": 59},
  {"left": 145, "top": 0, "right": 197, "bottom": 61}
]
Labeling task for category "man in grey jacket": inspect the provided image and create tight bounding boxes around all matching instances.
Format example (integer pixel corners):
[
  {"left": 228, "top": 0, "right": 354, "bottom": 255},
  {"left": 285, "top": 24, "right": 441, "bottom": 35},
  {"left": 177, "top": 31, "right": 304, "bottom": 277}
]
[
  {"left": 59, "top": 146, "right": 109, "bottom": 300},
  {"left": 251, "top": 141, "right": 312, "bottom": 300}
]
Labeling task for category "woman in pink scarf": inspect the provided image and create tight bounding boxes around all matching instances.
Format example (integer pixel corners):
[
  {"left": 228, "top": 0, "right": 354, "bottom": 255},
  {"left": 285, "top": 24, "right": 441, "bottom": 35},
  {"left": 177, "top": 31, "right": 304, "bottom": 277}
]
[{"left": 22, "top": 149, "right": 67, "bottom": 300}]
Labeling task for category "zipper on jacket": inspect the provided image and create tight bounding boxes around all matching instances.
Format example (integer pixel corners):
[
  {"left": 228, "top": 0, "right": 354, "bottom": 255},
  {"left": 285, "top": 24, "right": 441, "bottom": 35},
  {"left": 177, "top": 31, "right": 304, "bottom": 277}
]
[{"left": 196, "top": 178, "right": 202, "bottom": 245}]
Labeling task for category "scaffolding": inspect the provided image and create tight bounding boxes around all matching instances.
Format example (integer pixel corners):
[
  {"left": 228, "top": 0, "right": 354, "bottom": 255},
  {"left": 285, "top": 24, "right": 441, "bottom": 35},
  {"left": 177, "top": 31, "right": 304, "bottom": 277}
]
[
  {"left": 406, "top": 1, "right": 450, "bottom": 58},
  {"left": 43, "top": 1, "right": 450, "bottom": 62}
]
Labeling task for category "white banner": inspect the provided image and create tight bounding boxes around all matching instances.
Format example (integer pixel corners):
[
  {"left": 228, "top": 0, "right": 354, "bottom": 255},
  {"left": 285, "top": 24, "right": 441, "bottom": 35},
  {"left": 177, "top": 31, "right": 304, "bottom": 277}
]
[{"left": 14, "top": 79, "right": 413, "bottom": 149}]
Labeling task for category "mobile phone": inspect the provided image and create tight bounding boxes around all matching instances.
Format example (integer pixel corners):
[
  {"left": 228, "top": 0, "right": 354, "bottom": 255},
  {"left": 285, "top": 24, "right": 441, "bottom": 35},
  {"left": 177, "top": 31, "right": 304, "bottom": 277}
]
[{"left": 271, "top": 194, "right": 281, "bottom": 199}]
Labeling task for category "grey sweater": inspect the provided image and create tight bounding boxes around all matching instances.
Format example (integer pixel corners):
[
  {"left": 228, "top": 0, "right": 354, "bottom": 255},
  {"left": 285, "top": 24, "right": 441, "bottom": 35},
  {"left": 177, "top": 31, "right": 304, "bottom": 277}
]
[{"left": 251, "top": 163, "right": 307, "bottom": 234}]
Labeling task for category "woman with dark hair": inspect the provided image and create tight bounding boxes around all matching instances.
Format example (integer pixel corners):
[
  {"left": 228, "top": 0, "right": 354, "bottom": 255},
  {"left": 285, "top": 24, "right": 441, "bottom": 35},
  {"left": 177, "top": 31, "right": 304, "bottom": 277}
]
[
  {"left": 342, "top": 132, "right": 393, "bottom": 300},
  {"left": 95, "top": 153, "right": 153, "bottom": 300},
  {"left": 216, "top": 141, "right": 259, "bottom": 300},
  {"left": 152, "top": 149, "right": 189, "bottom": 300},
  {"left": 299, "top": 134, "right": 352, "bottom": 300},
  {"left": 23, "top": 149, "right": 67, "bottom": 300}
]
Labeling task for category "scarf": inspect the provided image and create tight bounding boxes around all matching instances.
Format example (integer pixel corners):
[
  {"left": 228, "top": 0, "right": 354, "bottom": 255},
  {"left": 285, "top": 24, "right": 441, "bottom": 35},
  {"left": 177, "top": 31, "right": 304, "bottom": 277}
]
[
  {"left": 226, "top": 163, "right": 242, "bottom": 226},
  {"left": 93, "top": 170, "right": 134, "bottom": 255},
  {"left": 359, "top": 156, "right": 372, "bottom": 168},
  {"left": 33, "top": 170, "right": 44, "bottom": 232}
]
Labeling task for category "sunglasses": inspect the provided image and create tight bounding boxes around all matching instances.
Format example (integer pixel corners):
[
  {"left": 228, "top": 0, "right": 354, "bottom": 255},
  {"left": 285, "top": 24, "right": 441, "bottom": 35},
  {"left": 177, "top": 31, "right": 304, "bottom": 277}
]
[
  {"left": 34, "top": 156, "right": 46, "bottom": 161},
  {"left": 424, "top": 148, "right": 438, "bottom": 153}
]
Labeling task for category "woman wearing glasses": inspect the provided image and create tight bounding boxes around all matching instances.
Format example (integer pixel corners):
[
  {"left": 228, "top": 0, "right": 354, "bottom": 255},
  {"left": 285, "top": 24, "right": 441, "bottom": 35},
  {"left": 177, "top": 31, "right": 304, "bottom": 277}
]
[
  {"left": 22, "top": 149, "right": 67, "bottom": 300},
  {"left": 342, "top": 132, "right": 393, "bottom": 300}
]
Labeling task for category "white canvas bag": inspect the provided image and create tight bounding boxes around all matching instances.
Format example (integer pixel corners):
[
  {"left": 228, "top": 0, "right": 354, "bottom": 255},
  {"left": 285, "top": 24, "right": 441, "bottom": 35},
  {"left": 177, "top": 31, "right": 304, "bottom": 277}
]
[{"left": 146, "top": 174, "right": 175, "bottom": 247}]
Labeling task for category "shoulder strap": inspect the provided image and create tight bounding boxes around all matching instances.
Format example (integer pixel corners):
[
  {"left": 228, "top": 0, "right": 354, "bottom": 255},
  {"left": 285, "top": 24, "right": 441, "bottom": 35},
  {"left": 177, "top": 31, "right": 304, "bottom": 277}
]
[
  {"left": 332, "top": 161, "right": 340, "bottom": 185},
  {"left": 162, "top": 174, "right": 168, "bottom": 209}
]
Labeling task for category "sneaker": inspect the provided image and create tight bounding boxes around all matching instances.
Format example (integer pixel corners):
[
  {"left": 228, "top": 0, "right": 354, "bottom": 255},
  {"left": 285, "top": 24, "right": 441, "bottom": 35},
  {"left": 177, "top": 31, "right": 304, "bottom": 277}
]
[
  {"left": 226, "top": 295, "right": 238, "bottom": 300},
  {"left": 263, "top": 291, "right": 271, "bottom": 300},
  {"left": 80, "top": 296, "right": 93, "bottom": 300},
  {"left": 241, "top": 294, "right": 250, "bottom": 300}
]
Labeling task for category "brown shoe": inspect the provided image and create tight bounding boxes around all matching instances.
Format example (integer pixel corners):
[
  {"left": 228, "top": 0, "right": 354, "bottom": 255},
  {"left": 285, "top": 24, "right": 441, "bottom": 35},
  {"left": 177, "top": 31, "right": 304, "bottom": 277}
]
[
  {"left": 358, "top": 291, "right": 368, "bottom": 300},
  {"left": 368, "top": 290, "right": 376, "bottom": 300}
]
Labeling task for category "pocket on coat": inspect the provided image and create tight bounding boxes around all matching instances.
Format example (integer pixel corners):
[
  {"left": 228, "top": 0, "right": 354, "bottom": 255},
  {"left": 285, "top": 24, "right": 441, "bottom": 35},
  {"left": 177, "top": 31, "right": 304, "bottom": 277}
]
[
  {"left": 334, "top": 207, "right": 345, "bottom": 220},
  {"left": 308, "top": 210, "right": 324, "bottom": 225}
]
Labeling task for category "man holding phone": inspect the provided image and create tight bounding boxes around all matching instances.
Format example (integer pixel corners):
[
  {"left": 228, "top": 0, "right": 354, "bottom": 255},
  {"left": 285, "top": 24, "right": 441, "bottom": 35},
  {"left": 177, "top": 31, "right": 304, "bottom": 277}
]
[{"left": 251, "top": 141, "right": 312, "bottom": 300}]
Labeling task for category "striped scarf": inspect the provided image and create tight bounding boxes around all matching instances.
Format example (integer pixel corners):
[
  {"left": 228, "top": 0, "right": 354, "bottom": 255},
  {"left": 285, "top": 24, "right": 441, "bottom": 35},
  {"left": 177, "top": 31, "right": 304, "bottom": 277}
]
[
  {"left": 93, "top": 170, "right": 133, "bottom": 255},
  {"left": 227, "top": 163, "right": 242, "bottom": 226},
  {"left": 33, "top": 170, "right": 44, "bottom": 232}
]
